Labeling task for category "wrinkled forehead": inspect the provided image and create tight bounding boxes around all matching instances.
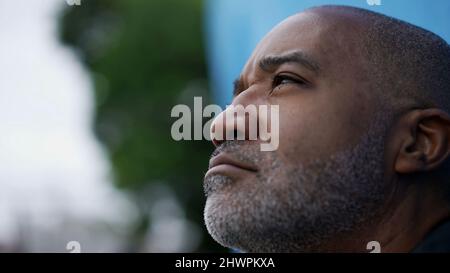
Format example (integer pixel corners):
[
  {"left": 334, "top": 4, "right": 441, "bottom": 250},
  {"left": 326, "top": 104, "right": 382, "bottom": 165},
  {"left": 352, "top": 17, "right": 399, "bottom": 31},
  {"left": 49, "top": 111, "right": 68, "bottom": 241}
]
[{"left": 243, "top": 9, "right": 367, "bottom": 77}]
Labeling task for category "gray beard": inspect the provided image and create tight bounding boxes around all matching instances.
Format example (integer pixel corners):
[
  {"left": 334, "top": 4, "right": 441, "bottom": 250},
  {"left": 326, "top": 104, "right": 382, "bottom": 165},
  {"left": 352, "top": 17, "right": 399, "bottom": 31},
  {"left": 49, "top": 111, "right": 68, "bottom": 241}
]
[{"left": 203, "top": 116, "right": 389, "bottom": 252}]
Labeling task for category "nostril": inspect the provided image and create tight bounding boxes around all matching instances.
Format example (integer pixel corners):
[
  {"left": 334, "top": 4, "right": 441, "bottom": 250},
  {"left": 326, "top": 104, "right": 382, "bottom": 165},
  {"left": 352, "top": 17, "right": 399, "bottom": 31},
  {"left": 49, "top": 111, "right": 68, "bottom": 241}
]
[
  {"left": 210, "top": 124, "right": 223, "bottom": 147},
  {"left": 212, "top": 137, "right": 223, "bottom": 147}
]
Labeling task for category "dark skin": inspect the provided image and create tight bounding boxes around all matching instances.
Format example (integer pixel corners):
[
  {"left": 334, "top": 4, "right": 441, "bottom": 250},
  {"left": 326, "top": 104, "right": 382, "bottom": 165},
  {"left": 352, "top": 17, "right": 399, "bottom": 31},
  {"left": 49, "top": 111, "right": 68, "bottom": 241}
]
[{"left": 209, "top": 8, "right": 450, "bottom": 252}]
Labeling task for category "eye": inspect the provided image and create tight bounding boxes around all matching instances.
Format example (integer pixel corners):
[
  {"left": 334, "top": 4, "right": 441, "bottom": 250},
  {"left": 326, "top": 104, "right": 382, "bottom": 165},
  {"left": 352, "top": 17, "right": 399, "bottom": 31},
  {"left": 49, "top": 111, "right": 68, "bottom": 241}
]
[{"left": 271, "top": 73, "right": 307, "bottom": 92}]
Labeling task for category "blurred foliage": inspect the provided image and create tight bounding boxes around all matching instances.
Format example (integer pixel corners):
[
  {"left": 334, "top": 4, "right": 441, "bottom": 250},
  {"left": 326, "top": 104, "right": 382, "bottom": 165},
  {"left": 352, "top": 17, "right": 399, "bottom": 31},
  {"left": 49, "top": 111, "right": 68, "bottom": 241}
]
[{"left": 59, "top": 0, "right": 222, "bottom": 252}]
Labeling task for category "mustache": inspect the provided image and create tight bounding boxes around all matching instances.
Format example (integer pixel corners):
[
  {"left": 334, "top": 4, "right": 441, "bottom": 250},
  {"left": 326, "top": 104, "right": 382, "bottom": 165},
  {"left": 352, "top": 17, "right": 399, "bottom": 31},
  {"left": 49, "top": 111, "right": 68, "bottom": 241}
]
[
  {"left": 211, "top": 141, "right": 248, "bottom": 157},
  {"left": 210, "top": 141, "right": 263, "bottom": 166}
]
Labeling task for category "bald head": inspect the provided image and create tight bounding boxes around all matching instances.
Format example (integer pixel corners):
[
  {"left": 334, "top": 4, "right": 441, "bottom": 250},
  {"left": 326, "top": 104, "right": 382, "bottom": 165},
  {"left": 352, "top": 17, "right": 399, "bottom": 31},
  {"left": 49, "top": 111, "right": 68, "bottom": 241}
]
[{"left": 308, "top": 5, "right": 450, "bottom": 114}]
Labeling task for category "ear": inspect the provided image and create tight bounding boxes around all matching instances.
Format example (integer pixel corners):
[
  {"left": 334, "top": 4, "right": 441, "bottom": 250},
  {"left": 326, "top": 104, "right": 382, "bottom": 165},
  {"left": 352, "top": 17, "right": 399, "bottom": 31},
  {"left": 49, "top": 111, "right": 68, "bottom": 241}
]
[{"left": 395, "top": 109, "right": 450, "bottom": 173}]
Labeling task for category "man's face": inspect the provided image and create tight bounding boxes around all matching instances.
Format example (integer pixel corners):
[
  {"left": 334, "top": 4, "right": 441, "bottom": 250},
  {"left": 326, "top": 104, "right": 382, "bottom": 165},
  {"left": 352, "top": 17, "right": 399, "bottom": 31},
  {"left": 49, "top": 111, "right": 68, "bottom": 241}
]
[{"left": 204, "top": 10, "right": 391, "bottom": 252}]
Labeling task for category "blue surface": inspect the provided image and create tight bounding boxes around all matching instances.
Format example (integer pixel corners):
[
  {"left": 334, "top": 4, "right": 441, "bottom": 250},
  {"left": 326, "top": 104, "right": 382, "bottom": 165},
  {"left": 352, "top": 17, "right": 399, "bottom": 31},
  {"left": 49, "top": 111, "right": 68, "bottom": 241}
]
[{"left": 205, "top": 0, "right": 450, "bottom": 106}]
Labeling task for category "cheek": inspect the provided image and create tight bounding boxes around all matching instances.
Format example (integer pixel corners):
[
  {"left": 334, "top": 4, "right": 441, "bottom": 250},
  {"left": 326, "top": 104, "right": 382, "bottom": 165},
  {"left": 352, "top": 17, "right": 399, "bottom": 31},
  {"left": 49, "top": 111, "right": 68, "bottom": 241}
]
[{"left": 275, "top": 95, "right": 368, "bottom": 165}]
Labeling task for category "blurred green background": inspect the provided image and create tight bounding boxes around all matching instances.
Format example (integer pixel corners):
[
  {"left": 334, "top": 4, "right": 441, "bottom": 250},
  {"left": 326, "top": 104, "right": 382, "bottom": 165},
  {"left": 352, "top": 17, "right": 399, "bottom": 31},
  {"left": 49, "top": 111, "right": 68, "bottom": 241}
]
[{"left": 59, "top": 0, "right": 221, "bottom": 252}]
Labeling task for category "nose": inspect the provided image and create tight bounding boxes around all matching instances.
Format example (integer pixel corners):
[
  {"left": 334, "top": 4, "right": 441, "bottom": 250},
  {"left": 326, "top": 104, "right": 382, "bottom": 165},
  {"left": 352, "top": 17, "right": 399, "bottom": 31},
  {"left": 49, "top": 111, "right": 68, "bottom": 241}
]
[{"left": 210, "top": 103, "right": 259, "bottom": 147}]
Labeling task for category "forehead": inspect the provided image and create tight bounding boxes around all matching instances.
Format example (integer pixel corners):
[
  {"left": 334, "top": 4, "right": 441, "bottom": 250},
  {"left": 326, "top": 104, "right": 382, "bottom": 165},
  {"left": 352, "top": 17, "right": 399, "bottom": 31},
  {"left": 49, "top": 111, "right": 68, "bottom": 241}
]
[{"left": 243, "top": 10, "right": 366, "bottom": 77}]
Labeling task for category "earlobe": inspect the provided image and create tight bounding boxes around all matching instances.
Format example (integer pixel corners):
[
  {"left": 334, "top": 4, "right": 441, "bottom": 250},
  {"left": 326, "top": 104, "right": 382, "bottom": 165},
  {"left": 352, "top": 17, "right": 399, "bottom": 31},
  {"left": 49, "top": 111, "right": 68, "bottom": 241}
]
[{"left": 394, "top": 109, "right": 450, "bottom": 174}]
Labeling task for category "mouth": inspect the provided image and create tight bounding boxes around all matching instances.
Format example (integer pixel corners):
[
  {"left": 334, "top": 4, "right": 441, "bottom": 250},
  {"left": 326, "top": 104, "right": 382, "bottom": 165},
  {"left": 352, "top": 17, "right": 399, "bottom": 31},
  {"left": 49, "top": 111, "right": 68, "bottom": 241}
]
[{"left": 205, "top": 152, "right": 258, "bottom": 178}]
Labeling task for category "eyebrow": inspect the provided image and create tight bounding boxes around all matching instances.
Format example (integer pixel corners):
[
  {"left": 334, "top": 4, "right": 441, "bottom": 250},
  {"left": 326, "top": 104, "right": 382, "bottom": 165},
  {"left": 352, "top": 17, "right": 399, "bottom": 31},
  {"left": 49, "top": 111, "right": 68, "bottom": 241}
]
[
  {"left": 259, "top": 51, "right": 320, "bottom": 73},
  {"left": 233, "top": 51, "right": 320, "bottom": 96}
]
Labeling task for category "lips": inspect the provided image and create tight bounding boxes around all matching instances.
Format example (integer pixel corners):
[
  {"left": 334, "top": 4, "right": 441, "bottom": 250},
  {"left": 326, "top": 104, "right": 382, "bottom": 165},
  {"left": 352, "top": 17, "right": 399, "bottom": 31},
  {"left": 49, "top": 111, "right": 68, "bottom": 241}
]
[{"left": 207, "top": 153, "right": 258, "bottom": 175}]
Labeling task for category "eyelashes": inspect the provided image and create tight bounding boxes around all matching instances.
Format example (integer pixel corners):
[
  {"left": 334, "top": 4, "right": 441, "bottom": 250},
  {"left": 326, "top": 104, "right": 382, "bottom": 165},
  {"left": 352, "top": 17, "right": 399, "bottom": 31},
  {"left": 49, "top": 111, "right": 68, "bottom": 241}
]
[
  {"left": 233, "top": 73, "right": 310, "bottom": 98},
  {"left": 271, "top": 73, "right": 308, "bottom": 93}
]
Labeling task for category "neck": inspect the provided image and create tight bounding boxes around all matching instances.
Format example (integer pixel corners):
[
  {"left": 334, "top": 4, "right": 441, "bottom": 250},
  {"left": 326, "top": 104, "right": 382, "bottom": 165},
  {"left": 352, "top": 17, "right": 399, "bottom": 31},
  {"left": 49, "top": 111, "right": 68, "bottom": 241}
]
[
  {"left": 317, "top": 180, "right": 450, "bottom": 252},
  {"left": 375, "top": 184, "right": 450, "bottom": 252}
]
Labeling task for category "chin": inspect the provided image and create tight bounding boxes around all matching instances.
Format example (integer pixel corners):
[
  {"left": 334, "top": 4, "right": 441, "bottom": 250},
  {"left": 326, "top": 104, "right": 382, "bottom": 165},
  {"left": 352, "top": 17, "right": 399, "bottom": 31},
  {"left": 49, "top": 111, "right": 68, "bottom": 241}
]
[{"left": 204, "top": 194, "right": 286, "bottom": 252}]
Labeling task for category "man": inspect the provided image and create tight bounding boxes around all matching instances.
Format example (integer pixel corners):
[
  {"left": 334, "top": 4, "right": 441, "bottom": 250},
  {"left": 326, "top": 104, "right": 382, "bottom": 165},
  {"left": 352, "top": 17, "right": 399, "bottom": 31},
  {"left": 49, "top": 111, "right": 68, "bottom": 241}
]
[{"left": 203, "top": 5, "right": 450, "bottom": 252}]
